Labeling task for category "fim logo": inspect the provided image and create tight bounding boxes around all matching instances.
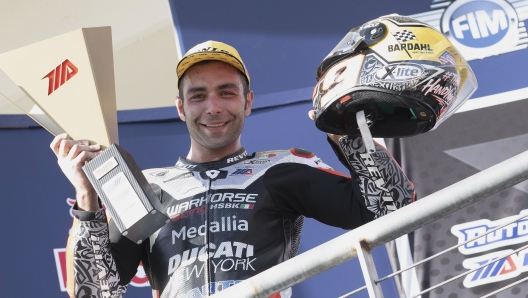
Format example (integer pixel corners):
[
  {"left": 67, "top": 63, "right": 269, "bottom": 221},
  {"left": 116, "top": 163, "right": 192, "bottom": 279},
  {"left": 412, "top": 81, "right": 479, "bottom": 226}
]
[
  {"left": 451, "top": 209, "right": 528, "bottom": 287},
  {"left": 42, "top": 59, "right": 78, "bottom": 95},
  {"left": 410, "top": 0, "right": 528, "bottom": 60}
]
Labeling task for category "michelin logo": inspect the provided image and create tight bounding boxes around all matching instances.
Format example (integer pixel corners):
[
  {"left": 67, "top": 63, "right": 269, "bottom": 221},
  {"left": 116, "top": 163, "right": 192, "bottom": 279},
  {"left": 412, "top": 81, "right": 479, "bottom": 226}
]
[
  {"left": 451, "top": 209, "right": 528, "bottom": 287},
  {"left": 410, "top": 0, "right": 528, "bottom": 60}
]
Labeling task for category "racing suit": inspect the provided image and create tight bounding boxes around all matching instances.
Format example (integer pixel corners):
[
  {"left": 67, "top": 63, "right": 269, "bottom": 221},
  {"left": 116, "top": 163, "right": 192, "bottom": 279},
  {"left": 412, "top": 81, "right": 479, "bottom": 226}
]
[{"left": 70, "top": 136, "right": 415, "bottom": 298}]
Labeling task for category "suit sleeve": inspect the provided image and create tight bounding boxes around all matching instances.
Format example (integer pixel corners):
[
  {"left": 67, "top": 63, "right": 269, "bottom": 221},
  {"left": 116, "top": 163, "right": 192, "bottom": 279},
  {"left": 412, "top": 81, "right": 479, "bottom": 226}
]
[
  {"left": 265, "top": 135, "right": 415, "bottom": 225},
  {"left": 70, "top": 208, "right": 130, "bottom": 297},
  {"left": 68, "top": 181, "right": 171, "bottom": 296},
  {"left": 264, "top": 161, "right": 375, "bottom": 230}
]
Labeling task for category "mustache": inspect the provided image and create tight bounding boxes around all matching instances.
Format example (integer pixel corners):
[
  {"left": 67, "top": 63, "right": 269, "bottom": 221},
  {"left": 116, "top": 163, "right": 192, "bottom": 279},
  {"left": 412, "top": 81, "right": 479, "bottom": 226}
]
[{"left": 199, "top": 114, "right": 236, "bottom": 122}]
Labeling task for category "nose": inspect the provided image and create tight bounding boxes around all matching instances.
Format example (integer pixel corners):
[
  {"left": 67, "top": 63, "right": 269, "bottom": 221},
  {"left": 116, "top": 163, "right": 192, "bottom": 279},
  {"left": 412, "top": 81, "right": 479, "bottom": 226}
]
[{"left": 205, "top": 94, "right": 223, "bottom": 115}]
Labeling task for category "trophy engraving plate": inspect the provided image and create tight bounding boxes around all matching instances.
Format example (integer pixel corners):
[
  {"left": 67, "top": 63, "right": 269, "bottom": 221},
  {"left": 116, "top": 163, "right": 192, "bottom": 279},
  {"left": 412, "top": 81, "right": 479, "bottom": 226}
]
[
  {"left": 102, "top": 172, "right": 148, "bottom": 228},
  {"left": 93, "top": 156, "right": 119, "bottom": 180}
]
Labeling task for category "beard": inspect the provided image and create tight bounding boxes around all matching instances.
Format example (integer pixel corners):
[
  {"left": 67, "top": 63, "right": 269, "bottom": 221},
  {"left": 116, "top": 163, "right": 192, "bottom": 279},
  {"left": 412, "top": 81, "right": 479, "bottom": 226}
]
[{"left": 186, "top": 111, "right": 246, "bottom": 152}]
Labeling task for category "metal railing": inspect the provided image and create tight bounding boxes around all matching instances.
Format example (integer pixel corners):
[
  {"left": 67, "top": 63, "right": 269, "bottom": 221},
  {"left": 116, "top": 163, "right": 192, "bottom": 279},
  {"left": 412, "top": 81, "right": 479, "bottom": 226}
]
[{"left": 210, "top": 149, "right": 528, "bottom": 298}]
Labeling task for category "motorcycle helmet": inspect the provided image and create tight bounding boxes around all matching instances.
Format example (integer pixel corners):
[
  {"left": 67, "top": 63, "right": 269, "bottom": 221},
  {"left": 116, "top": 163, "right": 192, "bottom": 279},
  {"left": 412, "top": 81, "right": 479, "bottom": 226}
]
[{"left": 312, "top": 14, "right": 478, "bottom": 137}]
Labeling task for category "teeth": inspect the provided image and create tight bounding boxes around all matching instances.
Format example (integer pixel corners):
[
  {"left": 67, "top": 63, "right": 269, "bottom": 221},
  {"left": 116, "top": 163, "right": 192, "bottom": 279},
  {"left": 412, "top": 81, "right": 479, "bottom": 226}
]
[{"left": 206, "top": 123, "right": 224, "bottom": 127}]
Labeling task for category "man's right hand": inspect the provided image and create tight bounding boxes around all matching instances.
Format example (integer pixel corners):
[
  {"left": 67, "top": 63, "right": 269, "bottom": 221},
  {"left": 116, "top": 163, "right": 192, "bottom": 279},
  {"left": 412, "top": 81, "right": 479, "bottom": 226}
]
[
  {"left": 308, "top": 109, "right": 345, "bottom": 147},
  {"left": 50, "top": 133, "right": 102, "bottom": 211}
]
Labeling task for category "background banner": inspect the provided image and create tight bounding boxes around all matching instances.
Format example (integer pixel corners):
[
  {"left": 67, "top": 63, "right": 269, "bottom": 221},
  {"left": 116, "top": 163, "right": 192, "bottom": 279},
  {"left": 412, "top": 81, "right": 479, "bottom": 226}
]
[{"left": 386, "top": 98, "right": 528, "bottom": 297}]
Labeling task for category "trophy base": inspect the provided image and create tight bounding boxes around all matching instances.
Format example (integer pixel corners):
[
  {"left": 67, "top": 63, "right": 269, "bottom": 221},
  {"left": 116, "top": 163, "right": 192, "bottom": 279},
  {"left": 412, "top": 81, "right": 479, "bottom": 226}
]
[{"left": 83, "top": 144, "right": 170, "bottom": 244}]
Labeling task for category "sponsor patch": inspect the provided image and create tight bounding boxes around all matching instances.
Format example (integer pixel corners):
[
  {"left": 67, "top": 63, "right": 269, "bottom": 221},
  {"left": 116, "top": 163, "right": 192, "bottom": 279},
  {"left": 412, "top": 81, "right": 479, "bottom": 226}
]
[
  {"left": 227, "top": 151, "right": 249, "bottom": 164},
  {"left": 243, "top": 159, "right": 270, "bottom": 165},
  {"left": 373, "top": 62, "right": 425, "bottom": 82},
  {"left": 451, "top": 209, "right": 528, "bottom": 287},
  {"left": 176, "top": 160, "right": 196, "bottom": 170},
  {"left": 182, "top": 280, "right": 243, "bottom": 296},
  {"left": 230, "top": 168, "right": 253, "bottom": 176},
  {"left": 147, "top": 169, "right": 169, "bottom": 177},
  {"left": 167, "top": 241, "right": 256, "bottom": 276},
  {"left": 255, "top": 150, "right": 284, "bottom": 158},
  {"left": 168, "top": 193, "right": 258, "bottom": 220},
  {"left": 200, "top": 170, "right": 228, "bottom": 180},
  {"left": 163, "top": 172, "right": 194, "bottom": 183},
  {"left": 210, "top": 203, "right": 255, "bottom": 210},
  {"left": 388, "top": 28, "right": 433, "bottom": 58},
  {"left": 359, "top": 53, "right": 387, "bottom": 85},
  {"left": 172, "top": 216, "right": 249, "bottom": 241}
]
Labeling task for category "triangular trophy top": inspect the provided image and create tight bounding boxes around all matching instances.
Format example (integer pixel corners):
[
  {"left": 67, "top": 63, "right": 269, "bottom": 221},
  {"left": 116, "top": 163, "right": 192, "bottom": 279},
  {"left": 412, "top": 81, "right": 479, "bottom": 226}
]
[{"left": 0, "top": 26, "right": 118, "bottom": 147}]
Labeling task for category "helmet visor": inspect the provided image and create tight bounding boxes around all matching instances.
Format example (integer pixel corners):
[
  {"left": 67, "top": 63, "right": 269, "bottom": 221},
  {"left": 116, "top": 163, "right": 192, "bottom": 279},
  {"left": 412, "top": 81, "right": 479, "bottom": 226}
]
[
  {"left": 325, "top": 30, "right": 363, "bottom": 60},
  {"left": 316, "top": 30, "right": 364, "bottom": 80}
]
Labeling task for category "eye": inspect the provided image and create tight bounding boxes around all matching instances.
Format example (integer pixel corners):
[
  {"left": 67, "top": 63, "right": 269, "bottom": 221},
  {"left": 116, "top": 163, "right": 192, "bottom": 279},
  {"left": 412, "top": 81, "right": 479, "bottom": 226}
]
[
  {"left": 189, "top": 94, "right": 206, "bottom": 101},
  {"left": 220, "top": 91, "right": 236, "bottom": 97}
]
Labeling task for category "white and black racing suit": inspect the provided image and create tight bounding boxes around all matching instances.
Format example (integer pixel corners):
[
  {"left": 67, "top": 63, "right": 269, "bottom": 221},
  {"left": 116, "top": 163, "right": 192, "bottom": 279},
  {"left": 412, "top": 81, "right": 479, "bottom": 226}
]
[{"left": 70, "top": 136, "right": 415, "bottom": 298}]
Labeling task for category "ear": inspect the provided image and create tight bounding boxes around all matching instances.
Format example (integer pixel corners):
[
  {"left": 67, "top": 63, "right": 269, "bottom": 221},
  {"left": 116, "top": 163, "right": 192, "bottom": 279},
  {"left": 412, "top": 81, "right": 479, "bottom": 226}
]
[
  {"left": 244, "top": 90, "right": 254, "bottom": 117},
  {"left": 175, "top": 96, "right": 186, "bottom": 121}
]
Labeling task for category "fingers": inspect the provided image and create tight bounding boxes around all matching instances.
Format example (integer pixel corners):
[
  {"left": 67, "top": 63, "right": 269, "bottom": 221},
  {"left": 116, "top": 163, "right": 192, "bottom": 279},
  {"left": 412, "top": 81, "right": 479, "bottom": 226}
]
[
  {"left": 50, "top": 133, "right": 69, "bottom": 156},
  {"left": 327, "top": 133, "right": 345, "bottom": 145},
  {"left": 59, "top": 139, "right": 83, "bottom": 158},
  {"left": 68, "top": 143, "right": 101, "bottom": 164},
  {"left": 307, "top": 109, "right": 345, "bottom": 146},
  {"left": 51, "top": 134, "right": 101, "bottom": 162},
  {"left": 308, "top": 110, "right": 315, "bottom": 120}
]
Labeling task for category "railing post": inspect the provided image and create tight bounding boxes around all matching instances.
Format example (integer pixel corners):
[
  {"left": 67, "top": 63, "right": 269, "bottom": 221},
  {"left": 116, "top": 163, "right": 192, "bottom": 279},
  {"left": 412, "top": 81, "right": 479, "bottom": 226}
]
[{"left": 355, "top": 239, "right": 384, "bottom": 298}]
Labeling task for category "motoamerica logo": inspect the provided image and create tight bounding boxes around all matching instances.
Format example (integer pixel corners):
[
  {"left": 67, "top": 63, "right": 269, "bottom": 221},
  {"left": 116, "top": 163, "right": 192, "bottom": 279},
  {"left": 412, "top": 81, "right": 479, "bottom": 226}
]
[
  {"left": 409, "top": 0, "right": 528, "bottom": 60},
  {"left": 42, "top": 59, "right": 78, "bottom": 95},
  {"left": 451, "top": 209, "right": 528, "bottom": 288}
]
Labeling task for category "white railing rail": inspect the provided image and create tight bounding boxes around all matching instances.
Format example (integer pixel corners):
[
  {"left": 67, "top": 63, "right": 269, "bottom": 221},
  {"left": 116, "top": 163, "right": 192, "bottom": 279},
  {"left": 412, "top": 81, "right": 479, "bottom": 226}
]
[{"left": 211, "top": 149, "right": 528, "bottom": 298}]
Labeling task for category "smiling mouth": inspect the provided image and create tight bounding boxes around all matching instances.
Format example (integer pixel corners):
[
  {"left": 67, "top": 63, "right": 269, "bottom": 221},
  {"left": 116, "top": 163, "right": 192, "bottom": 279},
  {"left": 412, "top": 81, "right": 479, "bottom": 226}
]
[{"left": 204, "top": 122, "right": 227, "bottom": 127}]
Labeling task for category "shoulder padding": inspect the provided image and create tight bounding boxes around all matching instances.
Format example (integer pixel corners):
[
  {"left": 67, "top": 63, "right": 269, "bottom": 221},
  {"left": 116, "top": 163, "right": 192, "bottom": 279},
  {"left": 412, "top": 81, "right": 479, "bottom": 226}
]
[
  {"left": 289, "top": 148, "right": 315, "bottom": 158},
  {"left": 252, "top": 148, "right": 317, "bottom": 160}
]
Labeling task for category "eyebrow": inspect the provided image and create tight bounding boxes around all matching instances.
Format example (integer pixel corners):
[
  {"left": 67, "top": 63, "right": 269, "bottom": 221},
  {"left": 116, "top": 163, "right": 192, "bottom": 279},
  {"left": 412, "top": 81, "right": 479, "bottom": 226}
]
[
  {"left": 186, "top": 83, "right": 240, "bottom": 96},
  {"left": 186, "top": 86, "right": 207, "bottom": 95},
  {"left": 217, "top": 83, "right": 240, "bottom": 91}
]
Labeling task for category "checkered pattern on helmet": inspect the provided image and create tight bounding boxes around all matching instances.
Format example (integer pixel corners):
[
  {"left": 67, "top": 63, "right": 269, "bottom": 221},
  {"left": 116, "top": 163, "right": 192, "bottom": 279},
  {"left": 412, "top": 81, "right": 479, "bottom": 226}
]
[{"left": 392, "top": 30, "right": 418, "bottom": 42}]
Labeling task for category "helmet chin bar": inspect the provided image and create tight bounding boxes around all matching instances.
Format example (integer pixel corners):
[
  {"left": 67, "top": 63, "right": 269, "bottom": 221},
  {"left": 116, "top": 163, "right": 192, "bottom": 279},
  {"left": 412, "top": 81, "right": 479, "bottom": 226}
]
[{"left": 315, "top": 89, "right": 437, "bottom": 138}]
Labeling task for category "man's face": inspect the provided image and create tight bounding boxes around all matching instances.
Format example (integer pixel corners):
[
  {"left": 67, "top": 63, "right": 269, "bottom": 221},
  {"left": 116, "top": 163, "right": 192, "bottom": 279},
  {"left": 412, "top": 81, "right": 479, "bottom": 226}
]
[{"left": 176, "top": 61, "right": 253, "bottom": 153}]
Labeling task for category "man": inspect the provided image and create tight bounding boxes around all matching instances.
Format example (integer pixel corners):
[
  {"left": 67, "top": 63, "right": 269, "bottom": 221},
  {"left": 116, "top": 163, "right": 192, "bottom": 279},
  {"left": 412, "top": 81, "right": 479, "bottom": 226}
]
[{"left": 51, "top": 40, "right": 413, "bottom": 298}]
